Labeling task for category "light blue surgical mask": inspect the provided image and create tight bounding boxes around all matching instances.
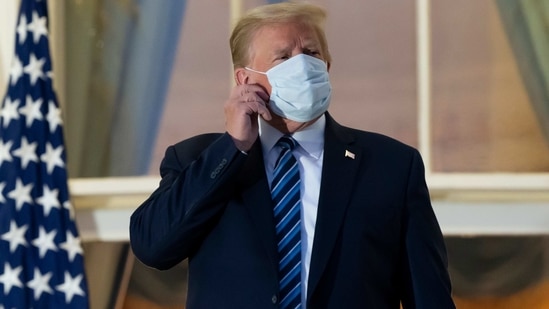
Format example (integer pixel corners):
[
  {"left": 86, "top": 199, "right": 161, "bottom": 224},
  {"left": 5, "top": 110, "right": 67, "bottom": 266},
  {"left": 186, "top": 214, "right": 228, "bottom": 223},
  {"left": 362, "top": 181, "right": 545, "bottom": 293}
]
[{"left": 245, "top": 54, "right": 332, "bottom": 122}]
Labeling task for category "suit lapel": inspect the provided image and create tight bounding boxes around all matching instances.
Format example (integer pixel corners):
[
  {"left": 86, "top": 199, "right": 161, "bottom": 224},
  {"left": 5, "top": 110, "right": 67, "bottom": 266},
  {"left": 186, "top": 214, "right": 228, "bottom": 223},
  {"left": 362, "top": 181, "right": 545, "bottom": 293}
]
[
  {"left": 307, "top": 115, "right": 363, "bottom": 300},
  {"left": 238, "top": 140, "right": 279, "bottom": 272}
]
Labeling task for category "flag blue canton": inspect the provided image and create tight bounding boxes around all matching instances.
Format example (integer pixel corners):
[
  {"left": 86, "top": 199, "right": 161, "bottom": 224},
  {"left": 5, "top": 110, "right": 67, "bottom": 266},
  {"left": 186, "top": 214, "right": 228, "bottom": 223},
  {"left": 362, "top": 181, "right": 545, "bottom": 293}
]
[{"left": 0, "top": 0, "right": 90, "bottom": 308}]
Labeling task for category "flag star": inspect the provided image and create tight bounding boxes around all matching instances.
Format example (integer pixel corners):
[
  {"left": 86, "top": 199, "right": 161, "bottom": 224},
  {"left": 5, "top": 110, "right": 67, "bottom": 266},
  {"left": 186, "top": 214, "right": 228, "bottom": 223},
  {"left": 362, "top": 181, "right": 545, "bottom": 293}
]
[
  {"left": 27, "top": 11, "right": 48, "bottom": 43},
  {"left": 12, "top": 137, "right": 39, "bottom": 169},
  {"left": 0, "top": 182, "right": 6, "bottom": 203},
  {"left": 64, "top": 200, "right": 75, "bottom": 220},
  {"left": 27, "top": 268, "right": 54, "bottom": 300},
  {"left": 1, "top": 221, "right": 28, "bottom": 253},
  {"left": 55, "top": 272, "right": 85, "bottom": 304},
  {"left": 23, "top": 53, "right": 45, "bottom": 85},
  {"left": 19, "top": 95, "right": 44, "bottom": 127},
  {"left": 9, "top": 56, "right": 23, "bottom": 85},
  {"left": 1, "top": 97, "right": 20, "bottom": 128},
  {"left": 7, "top": 178, "right": 34, "bottom": 211},
  {"left": 40, "top": 143, "right": 65, "bottom": 174},
  {"left": 16, "top": 14, "right": 28, "bottom": 44},
  {"left": 0, "top": 263, "right": 23, "bottom": 295},
  {"left": 36, "top": 185, "right": 61, "bottom": 216},
  {"left": 32, "top": 226, "right": 58, "bottom": 258},
  {"left": 46, "top": 101, "right": 62, "bottom": 132},
  {"left": 59, "top": 231, "right": 83, "bottom": 262},
  {"left": 0, "top": 139, "right": 14, "bottom": 168}
]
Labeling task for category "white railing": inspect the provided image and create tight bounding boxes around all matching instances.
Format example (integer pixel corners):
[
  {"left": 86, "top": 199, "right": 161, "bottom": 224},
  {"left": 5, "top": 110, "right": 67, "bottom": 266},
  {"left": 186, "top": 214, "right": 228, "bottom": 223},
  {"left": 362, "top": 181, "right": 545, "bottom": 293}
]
[{"left": 71, "top": 175, "right": 549, "bottom": 242}]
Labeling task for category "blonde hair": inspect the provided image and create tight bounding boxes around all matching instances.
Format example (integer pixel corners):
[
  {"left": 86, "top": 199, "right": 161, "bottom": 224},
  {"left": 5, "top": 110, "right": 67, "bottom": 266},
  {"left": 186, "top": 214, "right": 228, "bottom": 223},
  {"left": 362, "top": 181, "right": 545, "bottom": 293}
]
[{"left": 230, "top": 2, "right": 331, "bottom": 68}]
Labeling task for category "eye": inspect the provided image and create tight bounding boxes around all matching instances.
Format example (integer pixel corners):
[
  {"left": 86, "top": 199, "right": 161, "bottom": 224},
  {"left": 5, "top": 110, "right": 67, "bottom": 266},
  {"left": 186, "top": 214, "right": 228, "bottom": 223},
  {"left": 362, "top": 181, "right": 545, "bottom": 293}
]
[
  {"left": 304, "top": 49, "right": 321, "bottom": 57},
  {"left": 273, "top": 55, "right": 290, "bottom": 65}
]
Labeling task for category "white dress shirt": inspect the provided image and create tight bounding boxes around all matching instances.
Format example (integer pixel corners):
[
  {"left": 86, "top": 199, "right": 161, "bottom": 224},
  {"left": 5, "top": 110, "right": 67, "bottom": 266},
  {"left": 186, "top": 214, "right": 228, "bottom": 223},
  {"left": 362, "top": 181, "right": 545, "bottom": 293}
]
[{"left": 259, "top": 115, "right": 325, "bottom": 307}]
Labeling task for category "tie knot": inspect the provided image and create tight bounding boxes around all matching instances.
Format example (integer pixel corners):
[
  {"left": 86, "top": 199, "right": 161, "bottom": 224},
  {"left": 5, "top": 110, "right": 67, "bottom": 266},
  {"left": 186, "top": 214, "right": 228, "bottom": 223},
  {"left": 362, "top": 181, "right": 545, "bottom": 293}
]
[{"left": 276, "top": 136, "right": 297, "bottom": 151}]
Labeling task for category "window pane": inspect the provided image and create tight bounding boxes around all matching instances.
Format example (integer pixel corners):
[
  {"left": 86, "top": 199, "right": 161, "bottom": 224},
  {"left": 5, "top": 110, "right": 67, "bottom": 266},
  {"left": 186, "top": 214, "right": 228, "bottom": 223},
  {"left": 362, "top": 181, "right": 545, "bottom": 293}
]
[{"left": 431, "top": 0, "right": 549, "bottom": 172}]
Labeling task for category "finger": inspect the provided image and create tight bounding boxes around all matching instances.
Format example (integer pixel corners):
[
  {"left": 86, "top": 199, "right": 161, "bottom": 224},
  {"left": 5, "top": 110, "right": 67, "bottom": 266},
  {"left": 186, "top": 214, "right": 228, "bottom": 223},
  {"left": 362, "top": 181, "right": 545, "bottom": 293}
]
[
  {"left": 250, "top": 97, "right": 271, "bottom": 120},
  {"left": 227, "top": 84, "right": 271, "bottom": 120},
  {"left": 258, "top": 106, "right": 272, "bottom": 121},
  {"left": 256, "top": 90, "right": 270, "bottom": 102},
  {"left": 238, "top": 84, "right": 269, "bottom": 99}
]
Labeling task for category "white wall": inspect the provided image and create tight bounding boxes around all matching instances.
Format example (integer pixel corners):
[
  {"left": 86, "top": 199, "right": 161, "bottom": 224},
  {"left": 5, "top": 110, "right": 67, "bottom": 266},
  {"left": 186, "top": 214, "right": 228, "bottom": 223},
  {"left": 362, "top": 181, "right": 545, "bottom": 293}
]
[{"left": 0, "top": 1, "right": 19, "bottom": 96}]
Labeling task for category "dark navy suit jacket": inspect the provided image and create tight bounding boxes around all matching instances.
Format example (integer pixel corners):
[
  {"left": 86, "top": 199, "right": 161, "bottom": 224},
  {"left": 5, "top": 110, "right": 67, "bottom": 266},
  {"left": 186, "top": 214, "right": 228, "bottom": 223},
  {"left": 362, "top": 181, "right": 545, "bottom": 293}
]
[{"left": 130, "top": 114, "right": 455, "bottom": 308}]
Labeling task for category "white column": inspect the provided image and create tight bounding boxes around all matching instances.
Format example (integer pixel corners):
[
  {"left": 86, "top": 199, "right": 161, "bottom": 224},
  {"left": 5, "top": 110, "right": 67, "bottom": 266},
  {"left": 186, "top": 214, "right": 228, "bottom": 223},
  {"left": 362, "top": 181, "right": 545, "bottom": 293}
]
[{"left": 416, "top": 0, "right": 432, "bottom": 173}]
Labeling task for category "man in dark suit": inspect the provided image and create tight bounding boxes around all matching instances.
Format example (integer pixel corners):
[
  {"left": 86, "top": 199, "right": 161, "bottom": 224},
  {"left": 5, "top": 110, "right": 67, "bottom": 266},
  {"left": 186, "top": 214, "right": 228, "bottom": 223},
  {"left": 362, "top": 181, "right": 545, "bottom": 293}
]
[{"left": 130, "top": 2, "right": 455, "bottom": 308}]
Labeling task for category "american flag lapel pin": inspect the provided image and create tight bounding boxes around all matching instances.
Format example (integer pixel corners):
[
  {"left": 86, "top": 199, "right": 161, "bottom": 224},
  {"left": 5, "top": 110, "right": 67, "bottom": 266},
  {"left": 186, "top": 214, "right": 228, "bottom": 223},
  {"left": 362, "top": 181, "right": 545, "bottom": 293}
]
[{"left": 345, "top": 150, "right": 355, "bottom": 159}]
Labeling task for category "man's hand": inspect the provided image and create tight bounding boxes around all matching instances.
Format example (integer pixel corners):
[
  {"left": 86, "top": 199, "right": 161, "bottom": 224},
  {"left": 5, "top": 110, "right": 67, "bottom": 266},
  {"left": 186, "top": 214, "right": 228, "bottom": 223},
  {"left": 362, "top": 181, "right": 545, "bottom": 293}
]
[{"left": 224, "top": 84, "right": 272, "bottom": 152}]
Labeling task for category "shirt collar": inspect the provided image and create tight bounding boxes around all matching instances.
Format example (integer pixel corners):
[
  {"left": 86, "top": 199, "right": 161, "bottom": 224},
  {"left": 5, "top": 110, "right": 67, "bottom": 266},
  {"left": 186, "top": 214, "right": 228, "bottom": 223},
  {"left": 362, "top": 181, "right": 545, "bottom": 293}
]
[{"left": 259, "top": 114, "right": 325, "bottom": 159}]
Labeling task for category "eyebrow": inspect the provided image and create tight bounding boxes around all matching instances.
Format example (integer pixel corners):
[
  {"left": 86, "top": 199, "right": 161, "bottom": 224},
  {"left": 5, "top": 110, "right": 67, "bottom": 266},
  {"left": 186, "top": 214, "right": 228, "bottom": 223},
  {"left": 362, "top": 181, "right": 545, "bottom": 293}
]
[
  {"left": 271, "top": 41, "right": 321, "bottom": 56},
  {"left": 272, "top": 47, "right": 291, "bottom": 57}
]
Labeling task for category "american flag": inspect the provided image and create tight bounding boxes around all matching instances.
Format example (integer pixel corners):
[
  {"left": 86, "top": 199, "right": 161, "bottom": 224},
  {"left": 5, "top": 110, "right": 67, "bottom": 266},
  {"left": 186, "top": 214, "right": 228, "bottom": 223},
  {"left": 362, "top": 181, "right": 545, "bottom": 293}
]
[{"left": 0, "top": 0, "right": 90, "bottom": 308}]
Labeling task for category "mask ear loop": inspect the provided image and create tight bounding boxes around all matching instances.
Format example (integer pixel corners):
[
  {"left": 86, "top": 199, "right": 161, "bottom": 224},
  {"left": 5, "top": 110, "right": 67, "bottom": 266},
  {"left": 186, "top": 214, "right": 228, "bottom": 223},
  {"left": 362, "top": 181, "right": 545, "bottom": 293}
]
[{"left": 244, "top": 67, "right": 267, "bottom": 75}]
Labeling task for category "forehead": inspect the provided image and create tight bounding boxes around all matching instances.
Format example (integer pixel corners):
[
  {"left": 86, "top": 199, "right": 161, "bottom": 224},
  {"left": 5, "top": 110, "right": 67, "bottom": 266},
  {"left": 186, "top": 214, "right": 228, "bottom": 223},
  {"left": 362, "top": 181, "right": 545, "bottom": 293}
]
[{"left": 252, "top": 22, "right": 321, "bottom": 50}]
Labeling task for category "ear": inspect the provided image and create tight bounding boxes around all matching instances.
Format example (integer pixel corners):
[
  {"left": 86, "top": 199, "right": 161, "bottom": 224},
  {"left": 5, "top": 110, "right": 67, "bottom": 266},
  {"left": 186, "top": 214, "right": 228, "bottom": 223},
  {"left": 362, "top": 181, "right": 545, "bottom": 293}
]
[
  {"left": 326, "top": 61, "right": 331, "bottom": 72},
  {"left": 234, "top": 68, "right": 249, "bottom": 85}
]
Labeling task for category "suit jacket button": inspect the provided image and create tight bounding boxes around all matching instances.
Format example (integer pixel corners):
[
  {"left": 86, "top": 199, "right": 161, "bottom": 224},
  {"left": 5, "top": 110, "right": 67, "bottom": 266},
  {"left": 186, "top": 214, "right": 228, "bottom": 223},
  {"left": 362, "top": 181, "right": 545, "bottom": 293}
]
[{"left": 271, "top": 295, "right": 277, "bottom": 304}]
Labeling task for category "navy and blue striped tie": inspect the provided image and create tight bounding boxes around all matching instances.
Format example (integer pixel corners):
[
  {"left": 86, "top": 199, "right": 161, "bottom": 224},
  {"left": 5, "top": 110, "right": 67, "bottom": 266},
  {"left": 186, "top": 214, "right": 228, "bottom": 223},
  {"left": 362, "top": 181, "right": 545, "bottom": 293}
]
[{"left": 271, "top": 136, "right": 302, "bottom": 309}]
